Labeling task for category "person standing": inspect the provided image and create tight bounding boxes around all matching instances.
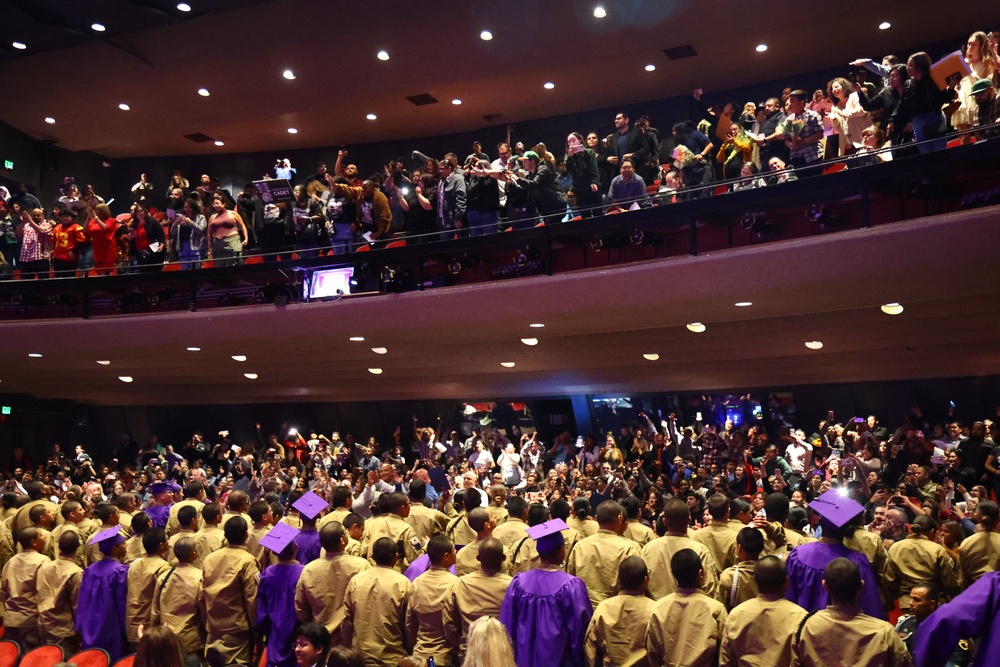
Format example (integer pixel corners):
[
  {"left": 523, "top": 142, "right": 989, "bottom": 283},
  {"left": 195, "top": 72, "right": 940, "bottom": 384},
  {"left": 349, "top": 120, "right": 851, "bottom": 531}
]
[
  {"left": 151, "top": 537, "right": 206, "bottom": 663},
  {"left": 76, "top": 527, "right": 130, "bottom": 662},
  {"left": 203, "top": 517, "right": 260, "bottom": 667},
  {"left": 0, "top": 527, "right": 50, "bottom": 650},
  {"left": 566, "top": 501, "right": 641, "bottom": 609},
  {"left": 343, "top": 536, "right": 413, "bottom": 667},
  {"left": 442, "top": 538, "right": 512, "bottom": 657},
  {"left": 584, "top": 556, "right": 655, "bottom": 667},
  {"left": 641, "top": 498, "right": 719, "bottom": 600},
  {"left": 257, "top": 527, "right": 305, "bottom": 667},
  {"left": 407, "top": 535, "right": 459, "bottom": 667},
  {"left": 15, "top": 207, "right": 53, "bottom": 280},
  {"left": 125, "top": 528, "right": 171, "bottom": 649},
  {"left": 37, "top": 531, "right": 85, "bottom": 653}
]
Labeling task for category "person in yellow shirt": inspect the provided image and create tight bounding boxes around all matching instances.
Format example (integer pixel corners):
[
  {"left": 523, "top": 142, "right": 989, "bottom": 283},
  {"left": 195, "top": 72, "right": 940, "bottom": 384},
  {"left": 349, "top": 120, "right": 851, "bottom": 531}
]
[
  {"left": 82, "top": 502, "right": 122, "bottom": 566},
  {"left": 584, "top": 555, "right": 656, "bottom": 667},
  {"left": 192, "top": 502, "right": 226, "bottom": 570},
  {"left": 166, "top": 482, "right": 206, "bottom": 537},
  {"left": 202, "top": 516, "right": 260, "bottom": 667},
  {"left": 958, "top": 499, "right": 1000, "bottom": 585},
  {"left": 166, "top": 505, "right": 199, "bottom": 566},
  {"left": 486, "top": 485, "right": 510, "bottom": 526},
  {"left": 0, "top": 527, "right": 51, "bottom": 649},
  {"left": 343, "top": 536, "right": 413, "bottom": 667},
  {"left": 342, "top": 514, "right": 365, "bottom": 557},
  {"left": 405, "top": 480, "right": 450, "bottom": 541},
  {"left": 37, "top": 531, "right": 85, "bottom": 654},
  {"left": 493, "top": 497, "right": 531, "bottom": 550},
  {"left": 717, "top": 527, "right": 764, "bottom": 612},
  {"left": 642, "top": 498, "right": 719, "bottom": 600},
  {"left": 407, "top": 535, "right": 459, "bottom": 666},
  {"left": 691, "top": 495, "right": 739, "bottom": 572},
  {"left": 50, "top": 501, "right": 94, "bottom": 568},
  {"left": 245, "top": 500, "right": 274, "bottom": 565},
  {"left": 455, "top": 508, "right": 508, "bottom": 577},
  {"left": 316, "top": 486, "right": 354, "bottom": 531},
  {"left": 151, "top": 537, "right": 206, "bottom": 661},
  {"left": 125, "top": 528, "right": 171, "bottom": 646},
  {"left": 442, "top": 538, "right": 512, "bottom": 657},
  {"left": 567, "top": 501, "right": 642, "bottom": 609},
  {"left": 621, "top": 496, "right": 657, "bottom": 547}
]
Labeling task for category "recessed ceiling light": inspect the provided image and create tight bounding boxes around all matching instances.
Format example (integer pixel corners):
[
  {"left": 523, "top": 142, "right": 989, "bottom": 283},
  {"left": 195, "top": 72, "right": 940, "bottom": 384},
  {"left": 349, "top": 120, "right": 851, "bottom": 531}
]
[
  {"left": 28, "top": 353, "right": 42, "bottom": 358},
  {"left": 186, "top": 347, "right": 201, "bottom": 351},
  {"left": 371, "top": 347, "right": 388, "bottom": 355},
  {"left": 366, "top": 113, "right": 377, "bottom": 120},
  {"left": 197, "top": 88, "right": 210, "bottom": 96},
  {"left": 880, "top": 303, "right": 904, "bottom": 315},
  {"left": 12, "top": 42, "right": 26, "bottom": 50},
  {"left": 287, "top": 128, "right": 298, "bottom": 134},
  {"left": 500, "top": 362, "right": 516, "bottom": 368},
  {"left": 91, "top": 23, "right": 106, "bottom": 32},
  {"left": 44, "top": 117, "right": 55, "bottom": 124},
  {"left": 480, "top": 30, "right": 493, "bottom": 41},
  {"left": 96, "top": 360, "right": 111, "bottom": 366},
  {"left": 368, "top": 368, "right": 383, "bottom": 375},
  {"left": 214, "top": 140, "right": 224, "bottom": 146},
  {"left": 349, "top": 336, "right": 365, "bottom": 342},
  {"left": 244, "top": 373, "right": 258, "bottom": 380},
  {"left": 118, "top": 376, "right": 133, "bottom": 383},
  {"left": 177, "top": 3, "right": 192, "bottom": 11},
  {"left": 543, "top": 82, "right": 555, "bottom": 89},
  {"left": 686, "top": 323, "right": 706, "bottom": 333},
  {"left": 879, "top": 21, "right": 891, "bottom": 30},
  {"left": 735, "top": 301, "right": 753, "bottom": 307},
  {"left": 118, "top": 103, "right": 130, "bottom": 111},
  {"left": 377, "top": 50, "right": 390, "bottom": 61},
  {"left": 451, "top": 99, "right": 462, "bottom": 105},
  {"left": 521, "top": 338, "right": 539, "bottom": 346},
  {"left": 643, "top": 353, "right": 660, "bottom": 361},
  {"left": 804, "top": 341, "right": 824, "bottom": 350},
  {"left": 756, "top": 44, "right": 768, "bottom": 53},
  {"left": 593, "top": 6, "right": 607, "bottom": 18},
  {"left": 231, "top": 355, "right": 247, "bottom": 362},
  {"left": 529, "top": 323, "right": 545, "bottom": 328},
  {"left": 645, "top": 64, "right": 656, "bottom": 72},
  {"left": 282, "top": 69, "right": 296, "bottom": 80}
]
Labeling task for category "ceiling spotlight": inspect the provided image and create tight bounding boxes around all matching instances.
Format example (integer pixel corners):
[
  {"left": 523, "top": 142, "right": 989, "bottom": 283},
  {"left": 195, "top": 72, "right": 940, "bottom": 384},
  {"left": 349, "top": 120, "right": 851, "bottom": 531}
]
[
  {"left": 177, "top": 3, "right": 192, "bottom": 11},
  {"left": 593, "top": 6, "right": 607, "bottom": 18},
  {"left": 529, "top": 323, "right": 545, "bottom": 328},
  {"left": 12, "top": 42, "right": 26, "bottom": 50},
  {"left": 244, "top": 373, "right": 258, "bottom": 379},
  {"left": 371, "top": 347, "right": 388, "bottom": 355},
  {"left": 44, "top": 117, "right": 55, "bottom": 125},
  {"left": 686, "top": 323, "right": 706, "bottom": 333},
  {"left": 880, "top": 303, "right": 904, "bottom": 315},
  {"left": 500, "top": 362, "right": 516, "bottom": 368},
  {"left": 368, "top": 368, "right": 383, "bottom": 375},
  {"left": 282, "top": 69, "right": 296, "bottom": 80},
  {"left": 118, "top": 103, "right": 130, "bottom": 111},
  {"left": 804, "top": 341, "right": 824, "bottom": 350},
  {"left": 366, "top": 113, "right": 377, "bottom": 120},
  {"left": 480, "top": 30, "right": 493, "bottom": 41},
  {"left": 186, "top": 347, "right": 201, "bottom": 351},
  {"left": 645, "top": 64, "right": 656, "bottom": 72},
  {"left": 287, "top": 128, "right": 298, "bottom": 134},
  {"left": 214, "top": 140, "right": 224, "bottom": 146},
  {"left": 451, "top": 99, "right": 462, "bottom": 105},
  {"left": 879, "top": 21, "right": 891, "bottom": 30},
  {"left": 96, "top": 360, "right": 111, "bottom": 366},
  {"left": 543, "top": 82, "right": 555, "bottom": 89},
  {"left": 28, "top": 353, "right": 42, "bottom": 358},
  {"left": 377, "top": 50, "right": 390, "bottom": 61},
  {"left": 349, "top": 336, "right": 365, "bottom": 342},
  {"left": 91, "top": 23, "right": 106, "bottom": 32},
  {"left": 231, "top": 355, "right": 247, "bottom": 362},
  {"left": 197, "top": 88, "right": 210, "bottom": 96},
  {"left": 521, "top": 338, "right": 539, "bottom": 346},
  {"left": 756, "top": 44, "right": 768, "bottom": 52},
  {"left": 735, "top": 301, "right": 753, "bottom": 307},
  {"left": 118, "top": 376, "right": 133, "bottom": 383},
  {"left": 643, "top": 353, "right": 660, "bottom": 361}
]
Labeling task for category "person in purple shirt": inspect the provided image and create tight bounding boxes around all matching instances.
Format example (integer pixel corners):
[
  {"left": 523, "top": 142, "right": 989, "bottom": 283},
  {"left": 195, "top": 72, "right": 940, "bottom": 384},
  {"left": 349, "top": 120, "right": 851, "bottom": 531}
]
[
  {"left": 914, "top": 571, "right": 1000, "bottom": 667},
  {"left": 144, "top": 481, "right": 174, "bottom": 530},
  {"left": 607, "top": 158, "right": 649, "bottom": 211},
  {"left": 785, "top": 490, "right": 886, "bottom": 619},
  {"left": 500, "top": 519, "right": 593, "bottom": 667},
  {"left": 257, "top": 539, "right": 305, "bottom": 667},
  {"left": 76, "top": 527, "right": 129, "bottom": 661}
]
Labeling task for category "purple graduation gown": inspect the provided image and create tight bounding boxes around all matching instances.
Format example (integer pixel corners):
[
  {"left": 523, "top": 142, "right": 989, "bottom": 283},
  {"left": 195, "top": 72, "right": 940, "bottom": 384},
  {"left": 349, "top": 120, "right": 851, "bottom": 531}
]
[
  {"left": 404, "top": 554, "right": 456, "bottom": 581},
  {"left": 293, "top": 529, "right": 321, "bottom": 564},
  {"left": 257, "top": 562, "right": 305, "bottom": 667},
  {"left": 75, "top": 558, "right": 129, "bottom": 662},
  {"left": 500, "top": 567, "right": 593, "bottom": 667},
  {"left": 914, "top": 571, "right": 1000, "bottom": 667},
  {"left": 785, "top": 540, "right": 885, "bottom": 619},
  {"left": 146, "top": 503, "right": 171, "bottom": 529}
]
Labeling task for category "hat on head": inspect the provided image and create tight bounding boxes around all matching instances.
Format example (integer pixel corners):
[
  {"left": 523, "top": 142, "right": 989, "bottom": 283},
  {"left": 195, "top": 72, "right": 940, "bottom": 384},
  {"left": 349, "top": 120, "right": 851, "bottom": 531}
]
[
  {"left": 89, "top": 525, "right": 126, "bottom": 554},
  {"left": 972, "top": 78, "right": 995, "bottom": 95},
  {"left": 292, "top": 490, "right": 328, "bottom": 520},
  {"left": 525, "top": 518, "right": 568, "bottom": 553},
  {"left": 521, "top": 151, "right": 540, "bottom": 162},
  {"left": 149, "top": 481, "right": 172, "bottom": 496},
  {"left": 258, "top": 522, "right": 299, "bottom": 555},
  {"left": 810, "top": 489, "right": 865, "bottom": 528}
]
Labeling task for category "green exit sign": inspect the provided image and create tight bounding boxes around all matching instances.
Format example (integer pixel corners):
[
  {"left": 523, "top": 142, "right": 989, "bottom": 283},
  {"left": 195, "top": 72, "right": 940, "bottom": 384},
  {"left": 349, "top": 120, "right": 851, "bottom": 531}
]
[
  {"left": 3, "top": 160, "right": 12, "bottom": 170},
  {"left": 1, "top": 406, "right": 10, "bottom": 415}
]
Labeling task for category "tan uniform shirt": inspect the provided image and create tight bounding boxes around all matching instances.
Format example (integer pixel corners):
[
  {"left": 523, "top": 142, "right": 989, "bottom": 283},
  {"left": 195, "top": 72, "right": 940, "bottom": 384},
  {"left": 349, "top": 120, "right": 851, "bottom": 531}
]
[
  {"left": 83, "top": 523, "right": 124, "bottom": 566},
  {"left": 646, "top": 590, "right": 728, "bottom": 667},
  {"left": 958, "top": 530, "right": 1000, "bottom": 585},
  {"left": 455, "top": 538, "right": 512, "bottom": 577},
  {"left": 202, "top": 546, "right": 259, "bottom": 639},
  {"left": 11, "top": 500, "right": 62, "bottom": 535},
  {"left": 124, "top": 534, "right": 145, "bottom": 565},
  {"left": 346, "top": 537, "right": 362, "bottom": 557},
  {"left": 623, "top": 520, "right": 657, "bottom": 548},
  {"left": 317, "top": 506, "right": 352, "bottom": 531},
  {"left": 442, "top": 568, "right": 512, "bottom": 655},
  {"left": 446, "top": 513, "right": 479, "bottom": 548},
  {"left": 845, "top": 528, "right": 892, "bottom": 604},
  {"left": 37, "top": 556, "right": 83, "bottom": 643},
  {"left": 167, "top": 530, "right": 197, "bottom": 566},
  {"left": 295, "top": 552, "right": 371, "bottom": 641},
  {"left": 716, "top": 561, "right": 758, "bottom": 612},
  {"left": 361, "top": 514, "right": 421, "bottom": 571},
  {"left": 245, "top": 524, "right": 270, "bottom": 564},
  {"left": 0, "top": 520, "right": 13, "bottom": 573},
  {"left": 691, "top": 522, "right": 739, "bottom": 572},
  {"left": 406, "top": 566, "right": 459, "bottom": 666},
  {"left": 568, "top": 516, "right": 600, "bottom": 538},
  {"left": 126, "top": 554, "right": 171, "bottom": 642},
  {"left": 407, "top": 503, "right": 451, "bottom": 541},
  {"left": 152, "top": 563, "right": 206, "bottom": 657},
  {"left": 792, "top": 603, "right": 912, "bottom": 667},
  {"left": 510, "top": 534, "right": 541, "bottom": 574},
  {"left": 642, "top": 533, "right": 719, "bottom": 600},
  {"left": 343, "top": 565, "right": 412, "bottom": 667},
  {"left": 166, "top": 498, "right": 206, "bottom": 537},
  {"left": 886, "top": 535, "right": 959, "bottom": 606},
  {"left": 487, "top": 505, "right": 509, "bottom": 527},
  {"left": 192, "top": 525, "right": 226, "bottom": 569},
  {"left": 492, "top": 518, "right": 530, "bottom": 549},
  {"left": 584, "top": 591, "right": 656, "bottom": 667},
  {"left": 0, "top": 549, "right": 49, "bottom": 628},
  {"left": 567, "top": 529, "right": 643, "bottom": 609},
  {"left": 50, "top": 523, "right": 92, "bottom": 569},
  {"left": 223, "top": 511, "right": 254, "bottom": 533},
  {"left": 719, "top": 594, "right": 807, "bottom": 667}
]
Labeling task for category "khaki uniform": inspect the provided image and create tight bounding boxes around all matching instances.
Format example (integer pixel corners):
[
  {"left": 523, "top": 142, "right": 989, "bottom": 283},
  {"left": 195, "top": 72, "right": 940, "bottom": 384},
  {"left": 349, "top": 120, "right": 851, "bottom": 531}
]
[
  {"left": 192, "top": 525, "right": 226, "bottom": 569},
  {"left": 280, "top": 514, "right": 303, "bottom": 530},
  {"left": 14, "top": 527, "right": 54, "bottom": 560},
  {"left": 446, "top": 513, "right": 479, "bottom": 548},
  {"left": 124, "top": 533, "right": 145, "bottom": 565},
  {"left": 119, "top": 510, "right": 139, "bottom": 537},
  {"left": 845, "top": 528, "right": 891, "bottom": 604},
  {"left": 716, "top": 561, "right": 757, "bottom": 612},
  {"left": 295, "top": 552, "right": 371, "bottom": 642},
  {"left": 486, "top": 505, "right": 509, "bottom": 527},
  {"left": 126, "top": 554, "right": 171, "bottom": 642},
  {"left": 510, "top": 534, "right": 540, "bottom": 574},
  {"left": 202, "top": 545, "right": 259, "bottom": 666},
  {"left": 691, "top": 522, "right": 739, "bottom": 572},
  {"left": 492, "top": 518, "right": 529, "bottom": 549},
  {"left": 568, "top": 516, "right": 600, "bottom": 538},
  {"left": 37, "top": 556, "right": 83, "bottom": 653},
  {"left": 646, "top": 590, "right": 728, "bottom": 667},
  {"left": 792, "top": 603, "right": 912, "bottom": 667},
  {"left": 442, "top": 568, "right": 512, "bottom": 655},
  {"left": 223, "top": 511, "right": 254, "bottom": 533},
  {"left": 49, "top": 523, "right": 92, "bottom": 569},
  {"left": 11, "top": 500, "right": 62, "bottom": 535},
  {"left": 567, "top": 529, "right": 642, "bottom": 609},
  {"left": 958, "top": 530, "right": 1000, "bottom": 585},
  {"left": 719, "top": 594, "right": 807, "bottom": 667},
  {"left": 166, "top": 498, "right": 205, "bottom": 537},
  {"left": 406, "top": 566, "right": 459, "bottom": 666},
  {"left": 584, "top": 592, "right": 656, "bottom": 667},
  {"left": 727, "top": 519, "right": 747, "bottom": 533},
  {"left": 346, "top": 537, "right": 362, "bottom": 557},
  {"left": 0, "top": 549, "right": 50, "bottom": 648},
  {"left": 245, "top": 524, "right": 270, "bottom": 565},
  {"left": 83, "top": 523, "right": 125, "bottom": 566},
  {"left": 761, "top": 522, "right": 815, "bottom": 559},
  {"left": 623, "top": 520, "right": 657, "bottom": 548},
  {"left": 642, "top": 534, "right": 719, "bottom": 600},
  {"left": 0, "top": 520, "right": 14, "bottom": 572},
  {"left": 166, "top": 529, "right": 197, "bottom": 566},
  {"left": 455, "top": 538, "right": 511, "bottom": 577},
  {"left": 885, "top": 535, "right": 959, "bottom": 607},
  {"left": 407, "top": 503, "right": 450, "bottom": 541},
  {"left": 317, "top": 506, "right": 352, "bottom": 531},
  {"left": 152, "top": 563, "right": 206, "bottom": 658},
  {"left": 361, "top": 514, "right": 422, "bottom": 572},
  {"left": 343, "top": 565, "right": 412, "bottom": 667}
]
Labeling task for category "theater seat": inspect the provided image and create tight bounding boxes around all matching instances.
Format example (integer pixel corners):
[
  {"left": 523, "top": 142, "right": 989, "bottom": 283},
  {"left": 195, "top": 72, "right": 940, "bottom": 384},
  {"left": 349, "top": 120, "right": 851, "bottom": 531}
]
[
  {"left": 385, "top": 240, "right": 407, "bottom": 248},
  {"left": 21, "top": 645, "right": 65, "bottom": 667},
  {"left": 116, "top": 213, "right": 132, "bottom": 223},
  {"left": 946, "top": 137, "right": 976, "bottom": 148},
  {"left": 646, "top": 185, "right": 658, "bottom": 195},
  {"left": 258, "top": 648, "right": 268, "bottom": 667},
  {"left": 112, "top": 655, "right": 136, "bottom": 667},
  {"left": 162, "top": 262, "right": 182, "bottom": 272},
  {"left": 200, "top": 260, "right": 215, "bottom": 269},
  {"left": 244, "top": 255, "right": 264, "bottom": 265},
  {"left": 569, "top": 216, "right": 583, "bottom": 221},
  {"left": 355, "top": 244, "right": 371, "bottom": 252},
  {"left": 712, "top": 185, "right": 730, "bottom": 196},
  {"left": 0, "top": 640, "right": 20, "bottom": 666},
  {"left": 822, "top": 162, "right": 848, "bottom": 175},
  {"left": 66, "top": 648, "right": 110, "bottom": 667}
]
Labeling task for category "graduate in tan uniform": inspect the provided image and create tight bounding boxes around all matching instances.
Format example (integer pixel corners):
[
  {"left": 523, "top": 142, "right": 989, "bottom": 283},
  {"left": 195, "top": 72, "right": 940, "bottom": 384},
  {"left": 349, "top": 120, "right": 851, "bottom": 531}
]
[
  {"left": 692, "top": 495, "right": 739, "bottom": 572},
  {"left": 407, "top": 535, "right": 460, "bottom": 666},
  {"left": 83, "top": 502, "right": 122, "bottom": 566},
  {"left": 192, "top": 502, "right": 226, "bottom": 570},
  {"left": 125, "top": 527, "right": 171, "bottom": 646},
  {"left": 642, "top": 498, "right": 719, "bottom": 600},
  {"left": 568, "top": 497, "right": 600, "bottom": 538},
  {"left": 123, "top": 512, "right": 150, "bottom": 565},
  {"left": 202, "top": 516, "right": 260, "bottom": 666},
  {"left": 152, "top": 536, "right": 206, "bottom": 661},
  {"left": 10, "top": 481, "right": 61, "bottom": 535},
  {"left": 717, "top": 527, "right": 764, "bottom": 612},
  {"left": 360, "top": 492, "right": 422, "bottom": 572},
  {"left": 442, "top": 537, "right": 512, "bottom": 657},
  {"left": 792, "top": 557, "right": 911, "bottom": 667},
  {"left": 316, "top": 486, "right": 354, "bottom": 531},
  {"left": 342, "top": 514, "right": 365, "bottom": 557},
  {"left": 50, "top": 501, "right": 93, "bottom": 568},
  {"left": 492, "top": 497, "right": 531, "bottom": 549},
  {"left": 759, "top": 493, "right": 813, "bottom": 558},
  {"left": 37, "top": 530, "right": 84, "bottom": 653},
  {"left": 245, "top": 500, "right": 274, "bottom": 565},
  {"left": 958, "top": 499, "right": 1000, "bottom": 585},
  {"left": 406, "top": 480, "right": 450, "bottom": 541},
  {"left": 115, "top": 492, "right": 141, "bottom": 537},
  {"left": 295, "top": 521, "right": 371, "bottom": 643},
  {"left": 567, "top": 500, "right": 642, "bottom": 609},
  {"left": 885, "top": 515, "right": 959, "bottom": 610},
  {"left": 509, "top": 504, "right": 549, "bottom": 574},
  {"left": 446, "top": 489, "right": 482, "bottom": 549},
  {"left": 621, "top": 496, "right": 657, "bottom": 547},
  {"left": 0, "top": 527, "right": 50, "bottom": 649},
  {"left": 343, "top": 536, "right": 413, "bottom": 667},
  {"left": 0, "top": 515, "right": 14, "bottom": 573},
  {"left": 455, "top": 508, "right": 509, "bottom": 577},
  {"left": 21, "top": 504, "right": 56, "bottom": 559},
  {"left": 223, "top": 490, "right": 254, "bottom": 533},
  {"left": 646, "top": 548, "right": 728, "bottom": 667},
  {"left": 719, "top": 555, "right": 808, "bottom": 667},
  {"left": 486, "top": 485, "right": 510, "bottom": 526},
  {"left": 166, "top": 505, "right": 199, "bottom": 566},
  {"left": 166, "top": 481, "right": 206, "bottom": 537},
  {"left": 584, "top": 555, "right": 656, "bottom": 667},
  {"left": 550, "top": 499, "right": 583, "bottom": 566}
]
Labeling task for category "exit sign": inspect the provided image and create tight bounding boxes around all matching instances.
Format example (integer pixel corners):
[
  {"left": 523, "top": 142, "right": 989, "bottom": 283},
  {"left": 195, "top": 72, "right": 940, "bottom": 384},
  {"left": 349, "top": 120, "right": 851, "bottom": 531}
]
[
  {"left": 3, "top": 160, "right": 12, "bottom": 170},
  {"left": 1, "top": 406, "right": 10, "bottom": 415}
]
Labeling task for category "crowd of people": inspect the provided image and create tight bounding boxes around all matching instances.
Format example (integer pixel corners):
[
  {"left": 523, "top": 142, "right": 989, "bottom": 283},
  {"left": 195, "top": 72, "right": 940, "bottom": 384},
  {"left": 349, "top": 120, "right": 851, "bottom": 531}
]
[
  {"left": 1, "top": 397, "right": 999, "bottom": 667},
  {"left": 2, "top": 28, "right": 1000, "bottom": 280}
]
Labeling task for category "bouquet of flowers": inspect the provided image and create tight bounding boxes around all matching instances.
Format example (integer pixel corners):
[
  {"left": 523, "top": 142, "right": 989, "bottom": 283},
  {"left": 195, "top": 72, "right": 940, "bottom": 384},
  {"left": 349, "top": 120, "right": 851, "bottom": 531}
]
[{"left": 783, "top": 118, "right": 805, "bottom": 138}]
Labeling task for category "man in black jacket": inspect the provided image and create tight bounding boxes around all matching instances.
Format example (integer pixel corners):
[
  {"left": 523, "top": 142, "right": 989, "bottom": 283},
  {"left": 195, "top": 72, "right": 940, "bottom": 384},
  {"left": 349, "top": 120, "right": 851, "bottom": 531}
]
[
  {"left": 606, "top": 112, "right": 653, "bottom": 182},
  {"left": 754, "top": 98, "right": 789, "bottom": 166},
  {"left": 507, "top": 151, "right": 565, "bottom": 226},
  {"left": 436, "top": 158, "right": 467, "bottom": 239}
]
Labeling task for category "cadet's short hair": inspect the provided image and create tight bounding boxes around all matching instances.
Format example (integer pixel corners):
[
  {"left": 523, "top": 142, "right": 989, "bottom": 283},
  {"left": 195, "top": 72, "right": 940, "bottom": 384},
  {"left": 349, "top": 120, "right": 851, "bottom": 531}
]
[
  {"left": 618, "top": 555, "right": 648, "bottom": 590},
  {"left": 173, "top": 537, "right": 196, "bottom": 563},
  {"left": 58, "top": 529, "right": 81, "bottom": 555},
  {"left": 427, "top": 535, "right": 454, "bottom": 565},
  {"left": 596, "top": 501, "right": 625, "bottom": 526},
  {"left": 319, "top": 522, "right": 346, "bottom": 552},
  {"left": 224, "top": 516, "right": 248, "bottom": 546},
  {"left": 202, "top": 502, "right": 222, "bottom": 524},
  {"left": 754, "top": 555, "right": 787, "bottom": 595},
  {"left": 737, "top": 526, "right": 765, "bottom": 558},
  {"left": 343, "top": 513, "right": 364, "bottom": 533},
  {"left": 60, "top": 500, "right": 82, "bottom": 520},
  {"left": 178, "top": 505, "right": 198, "bottom": 529},
  {"left": 143, "top": 527, "right": 167, "bottom": 555},
  {"left": 95, "top": 502, "right": 119, "bottom": 524},
  {"left": 707, "top": 494, "right": 730, "bottom": 521},
  {"left": 371, "top": 536, "right": 397, "bottom": 566},
  {"left": 670, "top": 548, "right": 703, "bottom": 589},
  {"left": 824, "top": 557, "right": 862, "bottom": 603},
  {"left": 17, "top": 527, "right": 39, "bottom": 549},
  {"left": 468, "top": 508, "right": 490, "bottom": 533},
  {"left": 248, "top": 500, "right": 271, "bottom": 523},
  {"left": 464, "top": 487, "right": 483, "bottom": 512}
]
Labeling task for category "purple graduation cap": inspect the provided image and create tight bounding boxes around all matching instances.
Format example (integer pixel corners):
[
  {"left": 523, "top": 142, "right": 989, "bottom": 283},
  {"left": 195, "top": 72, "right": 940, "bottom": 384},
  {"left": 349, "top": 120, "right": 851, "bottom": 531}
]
[
  {"left": 148, "top": 481, "right": 172, "bottom": 496},
  {"left": 809, "top": 489, "right": 865, "bottom": 528},
  {"left": 525, "top": 518, "right": 568, "bottom": 553},
  {"left": 259, "top": 521, "right": 300, "bottom": 554},
  {"left": 89, "top": 525, "right": 126, "bottom": 554},
  {"left": 292, "top": 490, "right": 329, "bottom": 520}
]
